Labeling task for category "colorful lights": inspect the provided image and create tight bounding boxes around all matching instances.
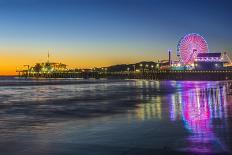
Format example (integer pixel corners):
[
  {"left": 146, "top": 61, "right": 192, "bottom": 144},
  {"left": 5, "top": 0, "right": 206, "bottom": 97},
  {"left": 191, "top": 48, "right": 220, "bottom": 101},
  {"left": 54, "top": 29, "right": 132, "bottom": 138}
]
[
  {"left": 177, "top": 33, "right": 209, "bottom": 65},
  {"left": 168, "top": 82, "right": 229, "bottom": 153},
  {"left": 195, "top": 57, "right": 221, "bottom": 62}
]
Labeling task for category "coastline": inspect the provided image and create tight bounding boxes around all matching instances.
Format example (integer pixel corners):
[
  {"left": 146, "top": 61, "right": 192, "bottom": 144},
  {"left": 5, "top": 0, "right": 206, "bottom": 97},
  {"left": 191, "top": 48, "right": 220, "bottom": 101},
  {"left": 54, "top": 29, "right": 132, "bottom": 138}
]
[{"left": 0, "top": 79, "right": 231, "bottom": 154}]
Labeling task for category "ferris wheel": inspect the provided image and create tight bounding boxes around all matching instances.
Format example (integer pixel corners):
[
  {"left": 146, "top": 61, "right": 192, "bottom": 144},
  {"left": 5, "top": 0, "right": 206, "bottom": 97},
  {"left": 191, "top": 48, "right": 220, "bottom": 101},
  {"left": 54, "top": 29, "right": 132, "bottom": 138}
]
[{"left": 177, "top": 33, "right": 209, "bottom": 65}]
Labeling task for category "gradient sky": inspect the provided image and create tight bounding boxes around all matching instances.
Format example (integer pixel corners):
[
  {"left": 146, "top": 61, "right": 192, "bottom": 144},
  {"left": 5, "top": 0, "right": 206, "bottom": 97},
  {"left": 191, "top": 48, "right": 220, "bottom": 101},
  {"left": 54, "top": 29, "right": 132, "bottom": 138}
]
[{"left": 0, "top": 0, "right": 232, "bottom": 75}]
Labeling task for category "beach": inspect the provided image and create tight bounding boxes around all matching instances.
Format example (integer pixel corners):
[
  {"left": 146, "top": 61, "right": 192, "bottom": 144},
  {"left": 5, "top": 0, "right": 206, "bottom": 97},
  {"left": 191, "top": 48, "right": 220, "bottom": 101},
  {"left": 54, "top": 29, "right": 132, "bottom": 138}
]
[{"left": 0, "top": 77, "right": 231, "bottom": 154}]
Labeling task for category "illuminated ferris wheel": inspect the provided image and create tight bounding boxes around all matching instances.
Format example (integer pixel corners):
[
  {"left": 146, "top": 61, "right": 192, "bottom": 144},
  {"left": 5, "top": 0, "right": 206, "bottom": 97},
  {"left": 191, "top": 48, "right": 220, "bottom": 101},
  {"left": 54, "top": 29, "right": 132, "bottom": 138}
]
[{"left": 177, "top": 33, "right": 209, "bottom": 65}]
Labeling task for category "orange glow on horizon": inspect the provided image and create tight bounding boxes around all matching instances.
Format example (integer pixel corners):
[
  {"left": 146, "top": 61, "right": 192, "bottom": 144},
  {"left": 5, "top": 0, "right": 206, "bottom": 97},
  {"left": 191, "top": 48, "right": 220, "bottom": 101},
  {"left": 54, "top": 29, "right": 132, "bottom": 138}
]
[
  {"left": 0, "top": 58, "right": 156, "bottom": 75},
  {"left": 0, "top": 47, "right": 167, "bottom": 75}
]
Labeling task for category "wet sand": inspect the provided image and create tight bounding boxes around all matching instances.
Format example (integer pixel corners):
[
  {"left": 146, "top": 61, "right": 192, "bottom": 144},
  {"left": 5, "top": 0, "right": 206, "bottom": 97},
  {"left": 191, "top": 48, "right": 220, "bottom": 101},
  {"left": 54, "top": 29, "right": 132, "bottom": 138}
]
[{"left": 0, "top": 79, "right": 231, "bottom": 154}]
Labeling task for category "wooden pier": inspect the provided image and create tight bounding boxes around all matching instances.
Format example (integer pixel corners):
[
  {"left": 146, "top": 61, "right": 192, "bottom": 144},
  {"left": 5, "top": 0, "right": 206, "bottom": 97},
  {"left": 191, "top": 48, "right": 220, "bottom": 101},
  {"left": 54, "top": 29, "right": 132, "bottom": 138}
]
[{"left": 17, "top": 70, "right": 232, "bottom": 81}]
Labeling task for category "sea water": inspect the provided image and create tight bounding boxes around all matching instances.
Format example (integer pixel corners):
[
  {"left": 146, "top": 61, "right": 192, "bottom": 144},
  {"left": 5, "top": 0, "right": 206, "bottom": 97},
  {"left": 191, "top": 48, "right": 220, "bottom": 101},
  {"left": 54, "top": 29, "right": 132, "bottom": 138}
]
[{"left": 0, "top": 77, "right": 231, "bottom": 154}]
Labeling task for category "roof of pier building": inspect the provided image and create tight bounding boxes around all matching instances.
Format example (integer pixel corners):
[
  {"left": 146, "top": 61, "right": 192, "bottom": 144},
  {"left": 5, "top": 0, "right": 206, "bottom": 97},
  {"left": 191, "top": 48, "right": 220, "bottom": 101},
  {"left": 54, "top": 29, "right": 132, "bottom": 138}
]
[{"left": 195, "top": 53, "right": 222, "bottom": 62}]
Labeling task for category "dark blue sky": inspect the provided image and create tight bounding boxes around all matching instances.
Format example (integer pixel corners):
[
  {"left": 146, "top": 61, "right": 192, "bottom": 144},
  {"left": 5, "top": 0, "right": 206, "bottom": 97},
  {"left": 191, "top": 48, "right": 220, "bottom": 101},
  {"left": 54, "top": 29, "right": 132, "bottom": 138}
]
[{"left": 0, "top": 0, "right": 232, "bottom": 74}]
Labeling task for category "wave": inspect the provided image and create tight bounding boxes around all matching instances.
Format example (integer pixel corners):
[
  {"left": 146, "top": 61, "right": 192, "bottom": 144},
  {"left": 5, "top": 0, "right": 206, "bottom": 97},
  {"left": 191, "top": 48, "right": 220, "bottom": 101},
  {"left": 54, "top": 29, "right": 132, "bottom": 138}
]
[{"left": 0, "top": 77, "right": 132, "bottom": 87}]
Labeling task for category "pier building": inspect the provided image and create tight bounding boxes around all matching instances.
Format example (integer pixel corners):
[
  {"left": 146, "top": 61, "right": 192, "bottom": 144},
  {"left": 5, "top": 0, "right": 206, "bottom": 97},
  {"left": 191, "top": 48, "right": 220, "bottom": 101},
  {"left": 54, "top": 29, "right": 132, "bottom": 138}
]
[{"left": 194, "top": 53, "right": 224, "bottom": 70}]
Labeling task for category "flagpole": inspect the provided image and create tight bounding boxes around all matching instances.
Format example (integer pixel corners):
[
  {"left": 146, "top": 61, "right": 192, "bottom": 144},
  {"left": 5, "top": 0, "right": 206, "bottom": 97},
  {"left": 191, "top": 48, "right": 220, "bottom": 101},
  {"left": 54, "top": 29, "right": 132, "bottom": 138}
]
[{"left": 47, "top": 50, "right": 50, "bottom": 63}]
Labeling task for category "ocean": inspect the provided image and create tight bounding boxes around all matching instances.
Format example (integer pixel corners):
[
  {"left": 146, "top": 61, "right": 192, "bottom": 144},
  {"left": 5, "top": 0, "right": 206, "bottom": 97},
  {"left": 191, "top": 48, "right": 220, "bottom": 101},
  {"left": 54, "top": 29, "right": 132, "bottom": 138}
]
[{"left": 0, "top": 77, "right": 231, "bottom": 154}]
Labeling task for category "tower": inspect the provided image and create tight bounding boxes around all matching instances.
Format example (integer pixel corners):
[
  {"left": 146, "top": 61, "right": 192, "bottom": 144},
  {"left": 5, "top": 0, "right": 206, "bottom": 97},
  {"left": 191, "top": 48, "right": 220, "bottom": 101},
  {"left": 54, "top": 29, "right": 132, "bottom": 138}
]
[
  {"left": 47, "top": 51, "right": 50, "bottom": 63},
  {"left": 168, "top": 50, "right": 172, "bottom": 66}
]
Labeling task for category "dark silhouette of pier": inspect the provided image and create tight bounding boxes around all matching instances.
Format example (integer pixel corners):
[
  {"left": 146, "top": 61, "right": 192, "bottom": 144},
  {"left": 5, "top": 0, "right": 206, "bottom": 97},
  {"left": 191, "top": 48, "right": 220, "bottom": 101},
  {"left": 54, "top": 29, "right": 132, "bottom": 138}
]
[{"left": 17, "top": 70, "right": 232, "bottom": 81}]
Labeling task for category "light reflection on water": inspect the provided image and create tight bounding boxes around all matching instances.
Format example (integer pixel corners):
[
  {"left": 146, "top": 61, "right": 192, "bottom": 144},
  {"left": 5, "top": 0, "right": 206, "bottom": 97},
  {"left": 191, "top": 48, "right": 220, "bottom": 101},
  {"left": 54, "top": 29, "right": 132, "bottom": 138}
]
[
  {"left": 176, "top": 86, "right": 228, "bottom": 153},
  {"left": 133, "top": 81, "right": 232, "bottom": 153},
  {"left": 0, "top": 79, "right": 231, "bottom": 154}
]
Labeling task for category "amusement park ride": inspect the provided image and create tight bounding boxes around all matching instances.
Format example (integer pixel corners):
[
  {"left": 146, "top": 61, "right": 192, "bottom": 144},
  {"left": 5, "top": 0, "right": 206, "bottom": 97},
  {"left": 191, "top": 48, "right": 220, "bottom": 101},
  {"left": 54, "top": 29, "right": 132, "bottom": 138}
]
[
  {"left": 177, "top": 33, "right": 208, "bottom": 65},
  {"left": 170, "top": 33, "right": 232, "bottom": 70},
  {"left": 222, "top": 52, "right": 232, "bottom": 67}
]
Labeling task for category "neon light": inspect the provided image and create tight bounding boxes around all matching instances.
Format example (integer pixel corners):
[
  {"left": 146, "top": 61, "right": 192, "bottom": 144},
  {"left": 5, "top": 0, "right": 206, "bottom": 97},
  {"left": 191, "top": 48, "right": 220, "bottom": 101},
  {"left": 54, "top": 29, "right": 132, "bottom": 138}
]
[{"left": 177, "top": 33, "right": 209, "bottom": 65}]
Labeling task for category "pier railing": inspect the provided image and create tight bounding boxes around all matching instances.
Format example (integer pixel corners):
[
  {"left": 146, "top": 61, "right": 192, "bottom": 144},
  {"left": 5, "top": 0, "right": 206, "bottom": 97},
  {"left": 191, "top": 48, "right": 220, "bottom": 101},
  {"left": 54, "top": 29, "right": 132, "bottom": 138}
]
[{"left": 16, "top": 69, "right": 232, "bottom": 81}]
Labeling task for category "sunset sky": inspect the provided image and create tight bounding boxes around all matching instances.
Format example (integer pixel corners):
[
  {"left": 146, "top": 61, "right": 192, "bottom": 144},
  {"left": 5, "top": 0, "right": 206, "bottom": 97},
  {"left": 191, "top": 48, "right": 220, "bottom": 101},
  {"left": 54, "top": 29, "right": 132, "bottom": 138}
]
[{"left": 0, "top": 0, "right": 232, "bottom": 75}]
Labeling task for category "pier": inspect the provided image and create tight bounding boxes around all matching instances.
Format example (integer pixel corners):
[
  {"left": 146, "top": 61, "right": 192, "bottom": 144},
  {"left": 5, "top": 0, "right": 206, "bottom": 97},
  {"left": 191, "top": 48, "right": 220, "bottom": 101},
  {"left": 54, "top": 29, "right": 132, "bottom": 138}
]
[{"left": 17, "top": 70, "right": 232, "bottom": 81}]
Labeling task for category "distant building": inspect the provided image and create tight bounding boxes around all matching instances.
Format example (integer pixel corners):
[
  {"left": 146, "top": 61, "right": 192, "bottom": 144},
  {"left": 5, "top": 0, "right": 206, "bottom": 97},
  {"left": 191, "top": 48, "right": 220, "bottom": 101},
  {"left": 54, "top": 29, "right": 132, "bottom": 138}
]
[
  {"left": 106, "top": 61, "right": 158, "bottom": 72},
  {"left": 29, "top": 62, "right": 67, "bottom": 73},
  {"left": 194, "top": 53, "right": 224, "bottom": 70}
]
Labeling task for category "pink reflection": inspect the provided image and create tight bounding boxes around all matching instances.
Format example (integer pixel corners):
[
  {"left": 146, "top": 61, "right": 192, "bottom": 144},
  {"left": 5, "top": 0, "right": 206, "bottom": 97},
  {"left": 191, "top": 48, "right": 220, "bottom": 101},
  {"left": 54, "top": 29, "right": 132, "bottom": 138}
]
[
  {"left": 182, "top": 88, "right": 211, "bottom": 133},
  {"left": 182, "top": 88, "right": 214, "bottom": 153},
  {"left": 171, "top": 82, "right": 228, "bottom": 153}
]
